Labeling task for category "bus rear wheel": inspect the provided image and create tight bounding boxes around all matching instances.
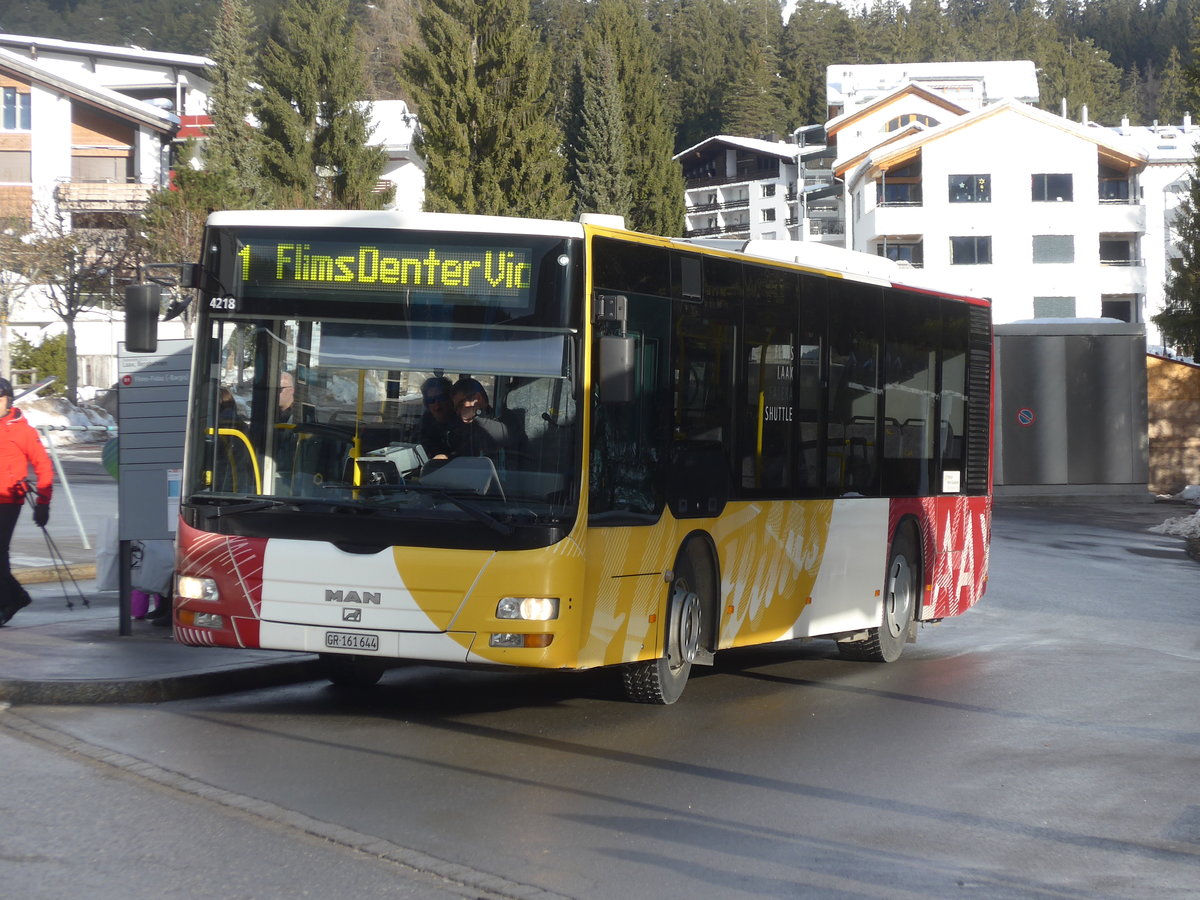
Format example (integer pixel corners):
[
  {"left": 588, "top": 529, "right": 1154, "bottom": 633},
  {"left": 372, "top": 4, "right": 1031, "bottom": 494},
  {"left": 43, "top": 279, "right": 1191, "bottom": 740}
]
[
  {"left": 622, "top": 547, "right": 708, "bottom": 705},
  {"left": 838, "top": 529, "right": 918, "bottom": 663},
  {"left": 319, "top": 653, "right": 386, "bottom": 688}
]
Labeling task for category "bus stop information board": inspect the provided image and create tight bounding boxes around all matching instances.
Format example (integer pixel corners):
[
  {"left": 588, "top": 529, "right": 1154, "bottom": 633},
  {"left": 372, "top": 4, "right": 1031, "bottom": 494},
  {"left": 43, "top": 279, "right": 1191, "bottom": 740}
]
[{"left": 117, "top": 339, "right": 192, "bottom": 542}]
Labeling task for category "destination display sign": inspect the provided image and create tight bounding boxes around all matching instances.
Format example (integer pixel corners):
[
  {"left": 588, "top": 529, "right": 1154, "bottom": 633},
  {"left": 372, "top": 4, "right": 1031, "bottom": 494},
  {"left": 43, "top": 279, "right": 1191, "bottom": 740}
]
[{"left": 233, "top": 238, "right": 535, "bottom": 307}]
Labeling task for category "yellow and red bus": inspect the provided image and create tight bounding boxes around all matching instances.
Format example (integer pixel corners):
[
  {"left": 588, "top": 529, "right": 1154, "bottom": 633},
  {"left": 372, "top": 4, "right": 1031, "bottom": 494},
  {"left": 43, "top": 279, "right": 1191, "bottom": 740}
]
[{"left": 161, "top": 210, "right": 991, "bottom": 704}]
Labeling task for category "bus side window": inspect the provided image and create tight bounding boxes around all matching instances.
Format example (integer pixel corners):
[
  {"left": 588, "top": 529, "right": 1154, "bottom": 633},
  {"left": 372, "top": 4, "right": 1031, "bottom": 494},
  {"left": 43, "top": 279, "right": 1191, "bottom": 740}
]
[
  {"left": 740, "top": 265, "right": 798, "bottom": 496},
  {"left": 826, "top": 282, "right": 883, "bottom": 496},
  {"left": 882, "top": 291, "right": 938, "bottom": 496}
]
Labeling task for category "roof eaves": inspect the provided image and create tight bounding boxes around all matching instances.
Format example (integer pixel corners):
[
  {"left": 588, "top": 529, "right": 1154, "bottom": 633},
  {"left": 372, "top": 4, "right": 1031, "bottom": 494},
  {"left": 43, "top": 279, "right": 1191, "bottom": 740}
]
[{"left": 0, "top": 47, "right": 179, "bottom": 133}]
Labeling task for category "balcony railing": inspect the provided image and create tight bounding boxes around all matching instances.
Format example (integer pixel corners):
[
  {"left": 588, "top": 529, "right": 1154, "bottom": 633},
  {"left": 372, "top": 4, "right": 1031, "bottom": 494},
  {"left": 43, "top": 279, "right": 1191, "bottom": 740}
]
[
  {"left": 808, "top": 218, "right": 845, "bottom": 236},
  {"left": 685, "top": 197, "right": 750, "bottom": 214},
  {"left": 54, "top": 181, "right": 154, "bottom": 212}
]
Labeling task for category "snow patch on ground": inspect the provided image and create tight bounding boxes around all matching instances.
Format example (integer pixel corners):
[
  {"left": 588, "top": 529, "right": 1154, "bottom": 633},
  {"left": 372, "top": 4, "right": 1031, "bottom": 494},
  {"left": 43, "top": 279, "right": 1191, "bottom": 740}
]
[
  {"left": 1150, "top": 486, "right": 1200, "bottom": 539},
  {"left": 18, "top": 397, "right": 116, "bottom": 445}
]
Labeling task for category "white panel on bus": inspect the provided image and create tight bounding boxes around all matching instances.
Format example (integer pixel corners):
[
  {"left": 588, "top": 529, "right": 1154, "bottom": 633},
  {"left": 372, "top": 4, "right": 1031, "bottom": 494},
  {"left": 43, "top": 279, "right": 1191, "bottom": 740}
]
[{"left": 799, "top": 499, "right": 890, "bottom": 638}]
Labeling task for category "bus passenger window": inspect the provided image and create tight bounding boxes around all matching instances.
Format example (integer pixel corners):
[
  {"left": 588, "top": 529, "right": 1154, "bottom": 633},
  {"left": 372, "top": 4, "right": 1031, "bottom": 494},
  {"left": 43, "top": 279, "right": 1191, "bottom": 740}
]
[
  {"left": 826, "top": 283, "right": 882, "bottom": 496},
  {"left": 882, "top": 292, "right": 938, "bottom": 496},
  {"left": 740, "top": 266, "right": 799, "bottom": 496}
]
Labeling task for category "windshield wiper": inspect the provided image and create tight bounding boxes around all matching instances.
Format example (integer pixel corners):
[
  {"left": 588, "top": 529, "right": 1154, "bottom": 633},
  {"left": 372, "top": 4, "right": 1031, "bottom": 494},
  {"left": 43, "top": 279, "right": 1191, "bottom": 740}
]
[
  {"left": 193, "top": 495, "right": 387, "bottom": 519},
  {"left": 193, "top": 498, "right": 286, "bottom": 520}
]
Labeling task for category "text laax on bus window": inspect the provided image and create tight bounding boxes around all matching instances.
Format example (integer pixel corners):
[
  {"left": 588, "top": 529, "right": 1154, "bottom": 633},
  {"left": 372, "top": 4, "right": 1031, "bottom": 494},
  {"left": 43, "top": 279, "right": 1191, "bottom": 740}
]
[{"left": 235, "top": 238, "right": 535, "bottom": 308}]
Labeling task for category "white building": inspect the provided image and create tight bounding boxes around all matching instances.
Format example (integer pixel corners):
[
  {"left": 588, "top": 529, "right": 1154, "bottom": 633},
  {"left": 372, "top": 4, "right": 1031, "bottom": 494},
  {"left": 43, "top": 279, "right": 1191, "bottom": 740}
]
[
  {"left": 675, "top": 133, "right": 841, "bottom": 243},
  {"left": 1111, "top": 117, "right": 1200, "bottom": 351},
  {"left": 835, "top": 92, "right": 1149, "bottom": 327},
  {"left": 0, "top": 32, "right": 428, "bottom": 389},
  {"left": 367, "top": 99, "right": 425, "bottom": 213},
  {"left": 675, "top": 56, "right": 1200, "bottom": 346},
  {"left": 827, "top": 60, "right": 1040, "bottom": 120}
]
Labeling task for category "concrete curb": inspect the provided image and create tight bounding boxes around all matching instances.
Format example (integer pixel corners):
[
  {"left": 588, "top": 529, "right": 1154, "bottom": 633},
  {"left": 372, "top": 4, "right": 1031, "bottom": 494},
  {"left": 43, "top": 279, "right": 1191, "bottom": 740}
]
[
  {"left": 13, "top": 563, "right": 96, "bottom": 585},
  {"left": 0, "top": 657, "right": 324, "bottom": 705}
]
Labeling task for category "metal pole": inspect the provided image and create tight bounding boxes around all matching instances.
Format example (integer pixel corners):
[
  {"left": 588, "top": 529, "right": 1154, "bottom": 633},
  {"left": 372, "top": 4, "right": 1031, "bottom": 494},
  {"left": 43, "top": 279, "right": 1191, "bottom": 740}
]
[
  {"left": 36, "top": 426, "right": 90, "bottom": 550},
  {"left": 118, "top": 539, "right": 132, "bottom": 636}
]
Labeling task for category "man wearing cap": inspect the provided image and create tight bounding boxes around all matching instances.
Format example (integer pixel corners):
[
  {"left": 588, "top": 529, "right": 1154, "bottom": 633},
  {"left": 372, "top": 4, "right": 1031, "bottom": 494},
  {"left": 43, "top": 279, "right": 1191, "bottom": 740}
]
[{"left": 0, "top": 378, "right": 53, "bottom": 625}]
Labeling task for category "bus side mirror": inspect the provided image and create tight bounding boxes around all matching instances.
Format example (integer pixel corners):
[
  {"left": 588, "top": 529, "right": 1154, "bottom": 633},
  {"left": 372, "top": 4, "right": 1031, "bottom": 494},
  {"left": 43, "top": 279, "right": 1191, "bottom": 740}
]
[
  {"left": 124, "top": 283, "right": 161, "bottom": 353},
  {"left": 598, "top": 335, "right": 636, "bottom": 404}
]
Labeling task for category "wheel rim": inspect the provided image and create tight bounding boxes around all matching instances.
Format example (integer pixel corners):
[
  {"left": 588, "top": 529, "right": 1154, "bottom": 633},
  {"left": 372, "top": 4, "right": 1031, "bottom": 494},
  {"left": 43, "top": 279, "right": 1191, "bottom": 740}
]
[
  {"left": 885, "top": 553, "right": 914, "bottom": 638},
  {"left": 670, "top": 578, "right": 703, "bottom": 670}
]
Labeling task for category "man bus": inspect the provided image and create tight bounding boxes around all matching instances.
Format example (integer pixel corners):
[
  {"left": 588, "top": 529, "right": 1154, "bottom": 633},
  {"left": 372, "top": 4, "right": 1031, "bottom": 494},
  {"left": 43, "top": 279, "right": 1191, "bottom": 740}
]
[{"left": 129, "top": 210, "right": 991, "bottom": 704}]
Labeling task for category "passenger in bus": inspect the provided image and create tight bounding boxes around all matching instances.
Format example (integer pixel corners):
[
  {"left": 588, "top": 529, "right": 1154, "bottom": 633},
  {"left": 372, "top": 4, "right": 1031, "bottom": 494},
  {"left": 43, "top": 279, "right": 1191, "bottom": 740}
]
[
  {"left": 277, "top": 370, "right": 296, "bottom": 424},
  {"left": 417, "top": 376, "right": 456, "bottom": 459},
  {"left": 449, "top": 377, "right": 514, "bottom": 460}
]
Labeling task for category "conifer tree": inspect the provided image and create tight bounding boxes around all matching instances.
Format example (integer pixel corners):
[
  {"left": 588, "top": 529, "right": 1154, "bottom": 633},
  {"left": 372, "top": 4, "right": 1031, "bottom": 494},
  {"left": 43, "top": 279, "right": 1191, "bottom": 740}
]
[
  {"left": 402, "top": 0, "right": 573, "bottom": 219},
  {"left": 205, "top": 0, "right": 263, "bottom": 201},
  {"left": 583, "top": 0, "right": 684, "bottom": 235},
  {"left": 1158, "top": 46, "right": 1190, "bottom": 124},
  {"left": 780, "top": 0, "right": 857, "bottom": 128},
  {"left": 572, "top": 43, "right": 634, "bottom": 219},
  {"left": 1156, "top": 157, "right": 1200, "bottom": 357},
  {"left": 256, "top": 0, "right": 390, "bottom": 209}
]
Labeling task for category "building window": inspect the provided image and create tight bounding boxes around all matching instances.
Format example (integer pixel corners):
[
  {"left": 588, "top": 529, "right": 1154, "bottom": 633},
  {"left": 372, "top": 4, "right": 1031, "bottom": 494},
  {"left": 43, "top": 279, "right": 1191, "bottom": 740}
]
[
  {"left": 1099, "top": 239, "right": 1134, "bottom": 264},
  {"left": 72, "top": 156, "right": 130, "bottom": 183},
  {"left": 1033, "top": 296, "right": 1076, "bottom": 318},
  {"left": 1032, "top": 234, "right": 1075, "bottom": 263},
  {"left": 949, "top": 174, "right": 990, "bottom": 203},
  {"left": 762, "top": 183, "right": 776, "bottom": 198},
  {"left": 1099, "top": 164, "right": 1130, "bottom": 202},
  {"left": 0, "top": 150, "right": 32, "bottom": 182},
  {"left": 762, "top": 208, "right": 776, "bottom": 223},
  {"left": 876, "top": 160, "right": 922, "bottom": 206},
  {"left": 885, "top": 113, "right": 938, "bottom": 132},
  {"left": 950, "top": 236, "right": 991, "bottom": 265},
  {"left": 1101, "top": 295, "right": 1137, "bottom": 322},
  {"left": 2, "top": 88, "right": 31, "bottom": 131},
  {"left": 877, "top": 241, "right": 924, "bottom": 267},
  {"left": 1032, "top": 173, "right": 1073, "bottom": 202}
]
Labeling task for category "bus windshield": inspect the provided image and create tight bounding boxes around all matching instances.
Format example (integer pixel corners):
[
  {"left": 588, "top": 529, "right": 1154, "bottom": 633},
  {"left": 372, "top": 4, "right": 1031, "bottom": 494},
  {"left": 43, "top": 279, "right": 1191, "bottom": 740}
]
[{"left": 184, "top": 227, "right": 583, "bottom": 549}]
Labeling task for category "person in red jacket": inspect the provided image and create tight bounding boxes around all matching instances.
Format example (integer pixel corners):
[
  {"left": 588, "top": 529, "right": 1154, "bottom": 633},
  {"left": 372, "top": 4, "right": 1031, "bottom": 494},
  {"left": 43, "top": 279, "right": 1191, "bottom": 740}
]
[{"left": 0, "top": 378, "right": 52, "bottom": 625}]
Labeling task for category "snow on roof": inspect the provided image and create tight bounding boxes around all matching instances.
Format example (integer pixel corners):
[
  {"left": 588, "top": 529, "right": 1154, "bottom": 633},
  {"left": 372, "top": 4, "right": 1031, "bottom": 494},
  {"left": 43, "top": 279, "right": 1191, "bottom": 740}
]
[
  {"left": 1114, "top": 123, "right": 1200, "bottom": 163},
  {"left": 827, "top": 60, "right": 1040, "bottom": 110},
  {"left": 836, "top": 99, "right": 1146, "bottom": 185},
  {"left": 673, "top": 134, "right": 805, "bottom": 162},
  {"left": 0, "top": 46, "right": 178, "bottom": 131},
  {"left": 0, "top": 32, "right": 213, "bottom": 71},
  {"left": 366, "top": 99, "right": 420, "bottom": 149}
]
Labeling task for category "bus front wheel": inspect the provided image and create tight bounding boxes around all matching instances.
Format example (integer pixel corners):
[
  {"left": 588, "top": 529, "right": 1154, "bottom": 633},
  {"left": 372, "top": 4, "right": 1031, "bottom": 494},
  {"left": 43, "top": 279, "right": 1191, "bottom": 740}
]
[
  {"left": 622, "top": 547, "right": 709, "bottom": 705},
  {"left": 839, "top": 529, "right": 919, "bottom": 663}
]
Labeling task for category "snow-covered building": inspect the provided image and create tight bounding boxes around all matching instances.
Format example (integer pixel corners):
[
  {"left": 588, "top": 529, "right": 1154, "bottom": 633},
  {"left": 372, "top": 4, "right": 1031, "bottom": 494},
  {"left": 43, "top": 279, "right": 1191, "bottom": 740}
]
[
  {"left": 367, "top": 99, "right": 425, "bottom": 213},
  {"left": 0, "top": 32, "right": 212, "bottom": 124},
  {"left": 0, "top": 44, "right": 180, "bottom": 223},
  {"left": 826, "top": 60, "right": 1040, "bottom": 120},
  {"left": 675, "top": 132, "right": 841, "bottom": 243}
]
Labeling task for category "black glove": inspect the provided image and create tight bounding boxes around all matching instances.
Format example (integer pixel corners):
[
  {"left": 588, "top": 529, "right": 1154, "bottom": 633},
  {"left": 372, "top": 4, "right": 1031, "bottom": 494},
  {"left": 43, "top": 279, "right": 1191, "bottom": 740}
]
[{"left": 33, "top": 504, "right": 49, "bottom": 527}]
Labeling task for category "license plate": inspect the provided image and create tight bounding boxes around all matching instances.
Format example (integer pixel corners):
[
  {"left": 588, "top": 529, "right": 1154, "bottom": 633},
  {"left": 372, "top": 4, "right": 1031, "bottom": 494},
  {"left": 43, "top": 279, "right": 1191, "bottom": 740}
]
[{"left": 324, "top": 631, "right": 380, "bottom": 652}]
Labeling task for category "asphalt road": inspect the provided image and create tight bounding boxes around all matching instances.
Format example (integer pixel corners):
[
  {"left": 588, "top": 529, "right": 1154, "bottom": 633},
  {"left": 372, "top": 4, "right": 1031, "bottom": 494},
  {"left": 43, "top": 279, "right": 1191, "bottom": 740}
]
[{"left": 2, "top": 497, "right": 1197, "bottom": 899}]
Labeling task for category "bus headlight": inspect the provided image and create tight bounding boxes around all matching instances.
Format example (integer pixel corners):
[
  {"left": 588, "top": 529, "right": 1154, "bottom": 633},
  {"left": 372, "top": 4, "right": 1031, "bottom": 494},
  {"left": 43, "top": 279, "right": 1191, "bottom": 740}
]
[
  {"left": 496, "top": 597, "right": 559, "bottom": 621},
  {"left": 177, "top": 575, "right": 219, "bottom": 602}
]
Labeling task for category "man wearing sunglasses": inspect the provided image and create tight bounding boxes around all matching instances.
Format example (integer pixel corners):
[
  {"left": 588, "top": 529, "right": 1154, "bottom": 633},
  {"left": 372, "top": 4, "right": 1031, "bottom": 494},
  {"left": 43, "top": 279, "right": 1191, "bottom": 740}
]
[{"left": 417, "top": 376, "right": 456, "bottom": 459}]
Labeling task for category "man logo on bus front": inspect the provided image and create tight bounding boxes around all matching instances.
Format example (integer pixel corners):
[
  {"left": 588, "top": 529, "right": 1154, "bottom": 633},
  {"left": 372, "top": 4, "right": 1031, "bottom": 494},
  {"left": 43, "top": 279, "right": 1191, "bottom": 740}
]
[
  {"left": 343, "top": 608, "right": 362, "bottom": 622},
  {"left": 325, "top": 589, "right": 381, "bottom": 604}
]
